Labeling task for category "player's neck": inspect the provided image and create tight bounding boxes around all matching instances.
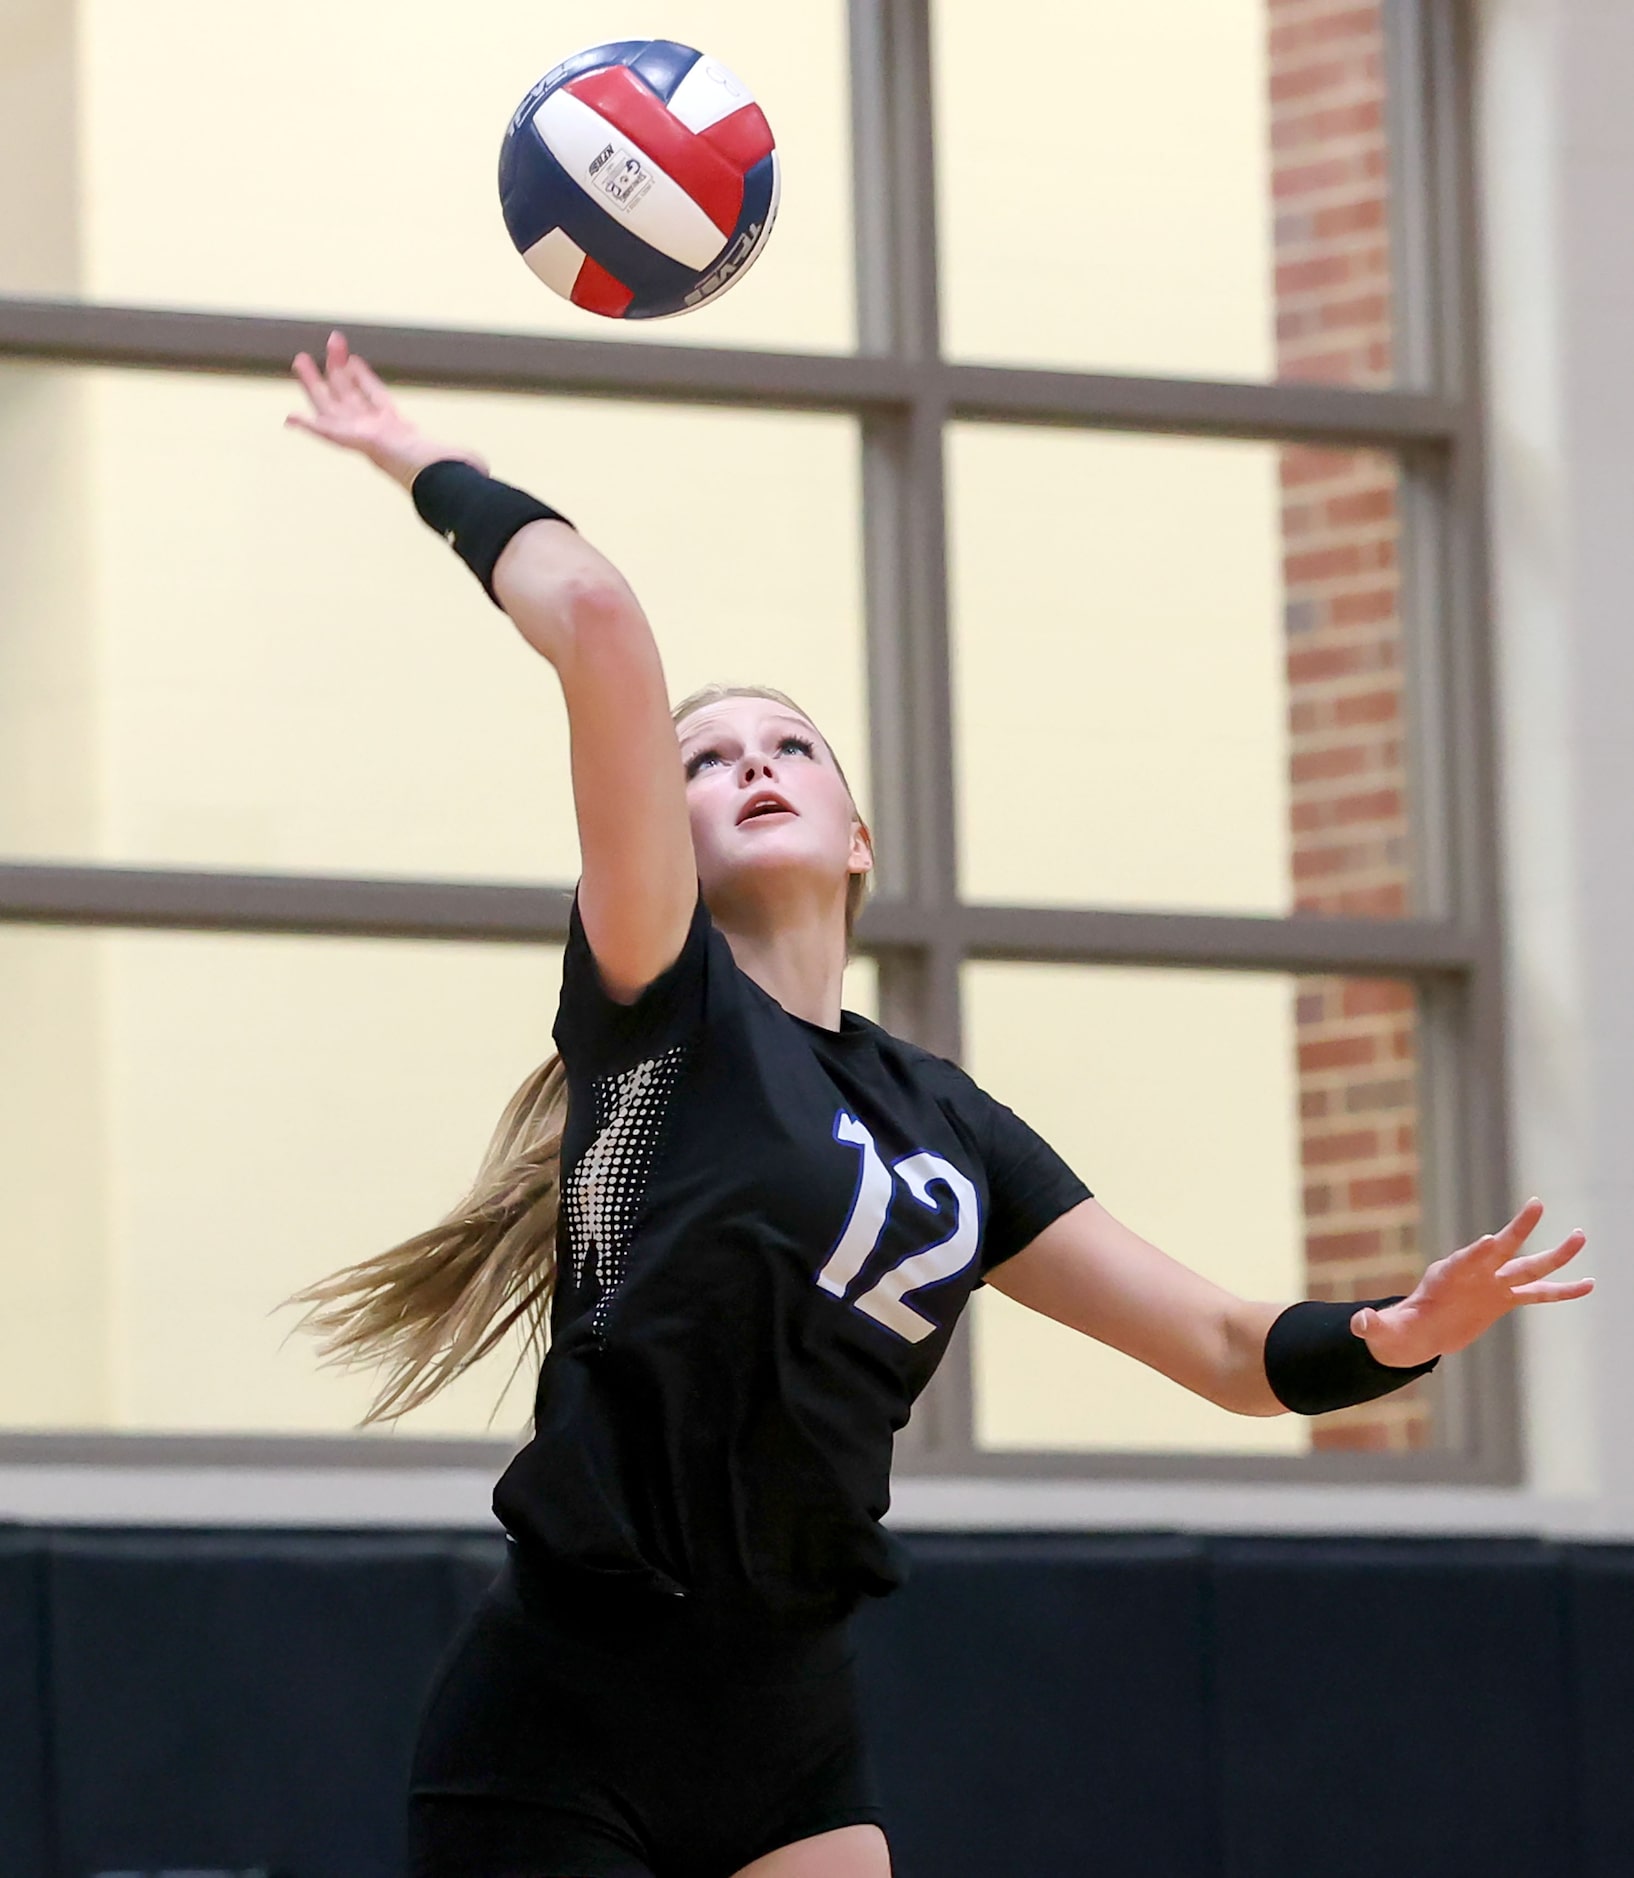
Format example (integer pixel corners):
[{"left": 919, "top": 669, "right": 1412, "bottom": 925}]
[{"left": 714, "top": 895, "right": 849, "bottom": 1031}]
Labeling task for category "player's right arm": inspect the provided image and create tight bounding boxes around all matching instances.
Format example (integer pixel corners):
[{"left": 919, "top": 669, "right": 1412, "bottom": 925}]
[{"left": 286, "top": 332, "right": 696, "bottom": 1004}]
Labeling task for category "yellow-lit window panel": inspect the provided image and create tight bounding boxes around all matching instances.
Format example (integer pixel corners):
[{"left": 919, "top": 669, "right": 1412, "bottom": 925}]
[
  {"left": 948, "top": 425, "right": 1415, "bottom": 919},
  {"left": 0, "top": 1, "right": 854, "bottom": 351},
  {"left": 964, "top": 961, "right": 1434, "bottom": 1455},
  {"left": 932, "top": 0, "right": 1400, "bottom": 386},
  {"left": 0, "top": 925, "right": 572, "bottom": 1440},
  {"left": 0, "top": 363, "right": 867, "bottom": 883}
]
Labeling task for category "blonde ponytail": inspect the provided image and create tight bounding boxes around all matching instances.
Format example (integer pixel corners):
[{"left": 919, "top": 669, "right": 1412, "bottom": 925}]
[
  {"left": 296, "top": 681, "right": 870, "bottom": 1423},
  {"left": 289, "top": 1052, "right": 569, "bottom": 1424}
]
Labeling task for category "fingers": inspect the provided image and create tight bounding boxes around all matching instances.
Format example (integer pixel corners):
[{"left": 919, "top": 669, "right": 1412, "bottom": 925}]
[
  {"left": 1492, "top": 1196, "right": 1545, "bottom": 1254},
  {"left": 291, "top": 332, "right": 372, "bottom": 414},
  {"left": 1510, "top": 1277, "right": 1595, "bottom": 1305},
  {"left": 291, "top": 350, "right": 334, "bottom": 416},
  {"left": 348, "top": 350, "right": 393, "bottom": 410},
  {"left": 283, "top": 410, "right": 355, "bottom": 447},
  {"left": 1453, "top": 1197, "right": 1545, "bottom": 1273},
  {"left": 1497, "top": 1228, "right": 1587, "bottom": 1285}
]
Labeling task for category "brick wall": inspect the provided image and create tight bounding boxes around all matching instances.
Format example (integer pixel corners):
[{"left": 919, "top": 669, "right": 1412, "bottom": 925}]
[{"left": 1269, "top": 0, "right": 1429, "bottom": 1449}]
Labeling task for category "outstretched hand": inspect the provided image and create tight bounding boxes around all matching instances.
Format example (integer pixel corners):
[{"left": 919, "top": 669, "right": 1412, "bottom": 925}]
[
  {"left": 285, "top": 330, "right": 486, "bottom": 490},
  {"left": 1354, "top": 1199, "right": 1592, "bottom": 1369}
]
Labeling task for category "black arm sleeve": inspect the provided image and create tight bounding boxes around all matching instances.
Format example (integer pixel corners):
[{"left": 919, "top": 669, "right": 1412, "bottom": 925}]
[{"left": 1263, "top": 1296, "right": 1440, "bottom": 1415}]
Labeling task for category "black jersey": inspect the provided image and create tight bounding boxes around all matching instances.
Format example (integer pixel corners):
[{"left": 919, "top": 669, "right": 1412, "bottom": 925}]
[{"left": 491, "top": 890, "right": 1091, "bottom": 1618}]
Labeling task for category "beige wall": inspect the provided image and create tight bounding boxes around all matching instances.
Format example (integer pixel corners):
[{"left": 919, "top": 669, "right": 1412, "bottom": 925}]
[
  {"left": 934, "top": 0, "right": 1275, "bottom": 380},
  {"left": 0, "top": 3, "right": 1307, "bottom": 1453},
  {"left": 966, "top": 963, "right": 1306, "bottom": 1454},
  {"left": 77, "top": 0, "right": 853, "bottom": 352},
  {"left": 949, "top": 426, "right": 1289, "bottom": 915}
]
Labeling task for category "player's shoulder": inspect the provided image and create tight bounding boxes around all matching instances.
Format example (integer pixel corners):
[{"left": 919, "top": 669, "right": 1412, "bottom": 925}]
[{"left": 845, "top": 1011, "right": 990, "bottom": 1107}]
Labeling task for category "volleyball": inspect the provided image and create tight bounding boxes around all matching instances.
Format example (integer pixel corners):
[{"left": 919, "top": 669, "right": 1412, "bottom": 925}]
[{"left": 499, "top": 40, "right": 780, "bottom": 320}]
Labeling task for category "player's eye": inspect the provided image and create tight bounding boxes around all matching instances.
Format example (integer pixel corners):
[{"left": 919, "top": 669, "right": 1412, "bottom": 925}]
[
  {"left": 779, "top": 735, "right": 816, "bottom": 759},
  {"left": 684, "top": 747, "right": 725, "bottom": 779}
]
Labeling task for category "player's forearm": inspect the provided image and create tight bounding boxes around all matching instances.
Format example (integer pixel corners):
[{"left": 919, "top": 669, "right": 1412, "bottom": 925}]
[
  {"left": 399, "top": 448, "right": 653, "bottom": 671},
  {"left": 1216, "top": 1297, "right": 1290, "bottom": 1416},
  {"left": 491, "top": 522, "right": 650, "bottom": 672}
]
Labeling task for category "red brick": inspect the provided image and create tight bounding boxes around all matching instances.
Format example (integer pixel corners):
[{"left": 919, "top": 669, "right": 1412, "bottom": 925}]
[
  {"left": 1293, "top": 843, "right": 1369, "bottom": 880},
  {"left": 1286, "top": 542, "right": 1370, "bottom": 583},
  {"left": 1292, "top": 744, "right": 1373, "bottom": 785},
  {"left": 1332, "top": 786, "right": 1404, "bottom": 825},
  {"left": 1280, "top": 446, "right": 1364, "bottom": 488},
  {"left": 1350, "top": 1172, "right": 1418, "bottom": 1209},
  {"left": 1272, "top": 98, "right": 1386, "bottom": 151},
  {"left": 1299, "top": 1031, "right": 1380, "bottom": 1075},
  {"left": 1272, "top": 8, "right": 1385, "bottom": 62},
  {"left": 1330, "top": 587, "right": 1398, "bottom": 626},
  {"left": 1343, "top": 1077, "right": 1415, "bottom": 1114},
  {"left": 1287, "top": 642, "right": 1373, "bottom": 684},
  {"left": 1271, "top": 59, "right": 1358, "bottom": 104},
  {"left": 1341, "top": 978, "right": 1413, "bottom": 1017},
  {"left": 1281, "top": 349, "right": 1371, "bottom": 384},
  {"left": 1327, "top": 486, "right": 1395, "bottom": 525},
  {"left": 1303, "top": 1125, "right": 1383, "bottom": 1166},
  {"left": 1334, "top": 688, "right": 1401, "bottom": 728},
  {"left": 1314, "top": 197, "right": 1388, "bottom": 238},
  {"left": 1337, "top": 883, "right": 1407, "bottom": 916},
  {"left": 1311, "top": 1420, "right": 1394, "bottom": 1451},
  {"left": 1277, "top": 253, "right": 1358, "bottom": 295},
  {"left": 1308, "top": 1227, "right": 1384, "bottom": 1262},
  {"left": 1274, "top": 153, "right": 1367, "bottom": 199},
  {"left": 1320, "top": 290, "right": 1391, "bottom": 331}
]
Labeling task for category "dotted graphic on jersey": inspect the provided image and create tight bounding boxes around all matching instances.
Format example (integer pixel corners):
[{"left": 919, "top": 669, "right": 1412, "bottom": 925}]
[{"left": 563, "top": 1043, "right": 689, "bottom": 1332}]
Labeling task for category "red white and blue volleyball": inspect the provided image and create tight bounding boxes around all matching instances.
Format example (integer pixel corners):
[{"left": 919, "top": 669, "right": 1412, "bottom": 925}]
[{"left": 499, "top": 40, "right": 780, "bottom": 320}]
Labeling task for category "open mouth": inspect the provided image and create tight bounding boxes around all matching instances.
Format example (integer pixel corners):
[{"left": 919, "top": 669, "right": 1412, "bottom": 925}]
[{"left": 737, "top": 793, "right": 795, "bottom": 824}]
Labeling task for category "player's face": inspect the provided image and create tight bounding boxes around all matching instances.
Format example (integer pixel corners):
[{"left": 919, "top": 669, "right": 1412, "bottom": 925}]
[{"left": 677, "top": 699, "right": 870, "bottom": 924}]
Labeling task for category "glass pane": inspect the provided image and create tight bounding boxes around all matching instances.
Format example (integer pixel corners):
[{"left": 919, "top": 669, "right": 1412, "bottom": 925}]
[
  {"left": 0, "top": 926, "right": 561, "bottom": 1438},
  {"left": 964, "top": 962, "right": 1433, "bottom": 1455},
  {"left": 0, "top": 923, "right": 889, "bottom": 1440},
  {"left": 934, "top": 0, "right": 1401, "bottom": 386},
  {"left": 0, "top": 363, "right": 867, "bottom": 882},
  {"left": 949, "top": 426, "right": 1414, "bottom": 917},
  {"left": 0, "top": 0, "right": 853, "bottom": 353}
]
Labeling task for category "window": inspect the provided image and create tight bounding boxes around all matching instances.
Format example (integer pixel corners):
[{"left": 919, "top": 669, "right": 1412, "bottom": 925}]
[{"left": 0, "top": 0, "right": 1505, "bottom": 1480}]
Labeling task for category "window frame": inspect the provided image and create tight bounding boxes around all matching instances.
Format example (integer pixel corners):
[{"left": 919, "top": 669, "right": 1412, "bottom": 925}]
[{"left": 0, "top": 0, "right": 1512, "bottom": 1484}]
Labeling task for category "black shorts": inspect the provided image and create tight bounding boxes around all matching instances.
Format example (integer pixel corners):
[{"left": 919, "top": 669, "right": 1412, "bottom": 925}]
[{"left": 407, "top": 1546, "right": 884, "bottom": 1878}]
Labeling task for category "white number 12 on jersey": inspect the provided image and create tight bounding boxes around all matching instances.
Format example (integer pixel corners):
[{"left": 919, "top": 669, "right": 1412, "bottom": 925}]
[{"left": 815, "top": 1112, "right": 980, "bottom": 1343}]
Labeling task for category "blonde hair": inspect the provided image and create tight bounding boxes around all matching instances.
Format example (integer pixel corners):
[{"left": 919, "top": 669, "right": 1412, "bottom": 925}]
[{"left": 291, "top": 683, "right": 870, "bottom": 1423}]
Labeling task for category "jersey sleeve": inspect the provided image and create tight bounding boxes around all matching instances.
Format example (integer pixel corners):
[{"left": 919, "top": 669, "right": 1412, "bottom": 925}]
[
  {"left": 974, "top": 1088, "right": 1094, "bottom": 1276},
  {"left": 552, "top": 886, "right": 713, "bottom": 1075}
]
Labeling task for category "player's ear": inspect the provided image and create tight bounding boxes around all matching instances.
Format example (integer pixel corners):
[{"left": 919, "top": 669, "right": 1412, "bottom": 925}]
[{"left": 848, "top": 821, "right": 875, "bottom": 875}]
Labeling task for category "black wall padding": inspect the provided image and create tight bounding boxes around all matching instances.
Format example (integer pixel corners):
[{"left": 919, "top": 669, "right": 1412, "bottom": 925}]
[
  {"left": 0, "top": 1530, "right": 51, "bottom": 1878},
  {"left": 1566, "top": 1545, "right": 1634, "bottom": 1878},
  {"left": 1, "top": 1525, "right": 1632, "bottom": 1878},
  {"left": 43, "top": 1529, "right": 467, "bottom": 1878},
  {"left": 854, "top": 1532, "right": 1216, "bottom": 1878},
  {"left": 1210, "top": 1537, "right": 1579, "bottom": 1878}
]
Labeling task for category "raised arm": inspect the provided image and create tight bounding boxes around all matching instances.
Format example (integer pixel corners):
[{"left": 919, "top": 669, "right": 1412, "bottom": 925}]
[
  {"left": 287, "top": 332, "right": 695, "bottom": 1000},
  {"left": 988, "top": 1195, "right": 1591, "bottom": 1417}
]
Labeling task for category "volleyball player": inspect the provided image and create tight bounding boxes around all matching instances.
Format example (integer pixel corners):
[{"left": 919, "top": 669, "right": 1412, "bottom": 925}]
[{"left": 286, "top": 332, "right": 1593, "bottom": 1878}]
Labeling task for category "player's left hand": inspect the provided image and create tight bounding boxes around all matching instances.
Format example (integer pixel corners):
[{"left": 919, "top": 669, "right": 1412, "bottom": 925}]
[{"left": 1352, "top": 1198, "right": 1592, "bottom": 1369}]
